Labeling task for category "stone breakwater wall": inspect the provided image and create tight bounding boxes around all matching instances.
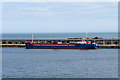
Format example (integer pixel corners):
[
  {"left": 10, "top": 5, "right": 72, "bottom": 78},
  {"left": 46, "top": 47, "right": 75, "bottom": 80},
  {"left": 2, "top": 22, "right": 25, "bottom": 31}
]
[{"left": 0, "top": 38, "right": 120, "bottom": 48}]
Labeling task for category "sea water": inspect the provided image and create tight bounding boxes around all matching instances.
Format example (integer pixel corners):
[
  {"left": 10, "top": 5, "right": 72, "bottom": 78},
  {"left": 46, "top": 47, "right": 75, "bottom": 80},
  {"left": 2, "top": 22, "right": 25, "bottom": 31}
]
[
  {"left": 2, "top": 33, "right": 118, "bottom": 78},
  {"left": 2, "top": 32, "right": 118, "bottom": 39}
]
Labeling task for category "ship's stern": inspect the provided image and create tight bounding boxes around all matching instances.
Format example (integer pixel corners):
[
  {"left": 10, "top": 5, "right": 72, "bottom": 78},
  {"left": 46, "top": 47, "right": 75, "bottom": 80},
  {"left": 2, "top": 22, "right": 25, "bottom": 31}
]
[{"left": 25, "top": 43, "right": 32, "bottom": 49}]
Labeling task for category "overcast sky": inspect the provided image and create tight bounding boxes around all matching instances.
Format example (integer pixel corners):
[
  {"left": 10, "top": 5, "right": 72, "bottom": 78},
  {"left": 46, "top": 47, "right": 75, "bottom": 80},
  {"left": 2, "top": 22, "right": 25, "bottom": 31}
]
[{"left": 2, "top": 2, "right": 118, "bottom": 33}]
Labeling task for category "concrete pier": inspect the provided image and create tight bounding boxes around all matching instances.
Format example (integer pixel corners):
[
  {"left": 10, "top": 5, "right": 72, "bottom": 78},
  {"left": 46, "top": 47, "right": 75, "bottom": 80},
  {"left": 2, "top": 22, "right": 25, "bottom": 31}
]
[{"left": 0, "top": 38, "right": 120, "bottom": 48}]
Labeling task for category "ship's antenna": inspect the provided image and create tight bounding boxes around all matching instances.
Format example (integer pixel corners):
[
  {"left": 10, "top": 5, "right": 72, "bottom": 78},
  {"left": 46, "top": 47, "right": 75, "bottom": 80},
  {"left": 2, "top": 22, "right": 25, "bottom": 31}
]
[
  {"left": 32, "top": 34, "right": 34, "bottom": 43},
  {"left": 86, "top": 32, "right": 88, "bottom": 39}
]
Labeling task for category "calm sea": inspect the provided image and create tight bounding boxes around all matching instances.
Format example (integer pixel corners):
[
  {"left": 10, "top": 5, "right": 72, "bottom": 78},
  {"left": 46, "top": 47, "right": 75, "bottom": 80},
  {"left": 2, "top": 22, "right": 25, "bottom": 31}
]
[
  {"left": 2, "top": 48, "right": 118, "bottom": 78},
  {"left": 2, "top": 32, "right": 118, "bottom": 39},
  {"left": 2, "top": 33, "right": 118, "bottom": 78}
]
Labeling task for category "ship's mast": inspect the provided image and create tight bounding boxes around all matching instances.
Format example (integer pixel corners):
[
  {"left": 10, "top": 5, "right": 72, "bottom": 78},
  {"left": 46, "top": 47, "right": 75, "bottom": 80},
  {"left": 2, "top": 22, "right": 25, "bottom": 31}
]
[
  {"left": 86, "top": 32, "right": 88, "bottom": 39},
  {"left": 32, "top": 34, "right": 34, "bottom": 43}
]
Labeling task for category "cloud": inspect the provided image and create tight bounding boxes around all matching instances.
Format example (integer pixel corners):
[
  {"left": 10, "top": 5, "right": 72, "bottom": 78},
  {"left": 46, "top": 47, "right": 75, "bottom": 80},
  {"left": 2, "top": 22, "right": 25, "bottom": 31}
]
[
  {"left": 3, "top": 2, "right": 117, "bottom": 19},
  {"left": 24, "top": 7, "right": 48, "bottom": 11}
]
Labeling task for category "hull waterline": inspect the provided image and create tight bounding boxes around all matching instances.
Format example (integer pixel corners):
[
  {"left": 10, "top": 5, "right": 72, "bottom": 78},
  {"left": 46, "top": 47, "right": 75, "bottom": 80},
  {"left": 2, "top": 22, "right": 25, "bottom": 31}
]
[{"left": 25, "top": 43, "right": 98, "bottom": 49}]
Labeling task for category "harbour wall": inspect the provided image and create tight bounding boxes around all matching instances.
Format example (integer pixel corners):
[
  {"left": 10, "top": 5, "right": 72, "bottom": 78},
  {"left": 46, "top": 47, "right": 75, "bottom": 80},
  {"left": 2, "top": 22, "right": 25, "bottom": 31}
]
[{"left": 0, "top": 38, "right": 120, "bottom": 48}]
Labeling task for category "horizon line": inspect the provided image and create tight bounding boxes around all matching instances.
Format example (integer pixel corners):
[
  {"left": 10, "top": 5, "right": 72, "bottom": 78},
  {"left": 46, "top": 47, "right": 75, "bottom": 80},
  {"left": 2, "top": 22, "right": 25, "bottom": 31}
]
[{"left": 1, "top": 32, "right": 118, "bottom": 34}]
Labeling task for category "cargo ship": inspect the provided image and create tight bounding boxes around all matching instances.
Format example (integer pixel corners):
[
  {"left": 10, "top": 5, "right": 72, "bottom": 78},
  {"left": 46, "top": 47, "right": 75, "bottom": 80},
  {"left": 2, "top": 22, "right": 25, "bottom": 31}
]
[{"left": 25, "top": 41, "right": 98, "bottom": 49}]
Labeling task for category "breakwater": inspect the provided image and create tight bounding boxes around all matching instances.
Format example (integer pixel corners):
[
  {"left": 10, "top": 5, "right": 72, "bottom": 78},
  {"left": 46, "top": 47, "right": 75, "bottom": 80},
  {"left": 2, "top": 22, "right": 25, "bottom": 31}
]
[{"left": 0, "top": 38, "right": 120, "bottom": 48}]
